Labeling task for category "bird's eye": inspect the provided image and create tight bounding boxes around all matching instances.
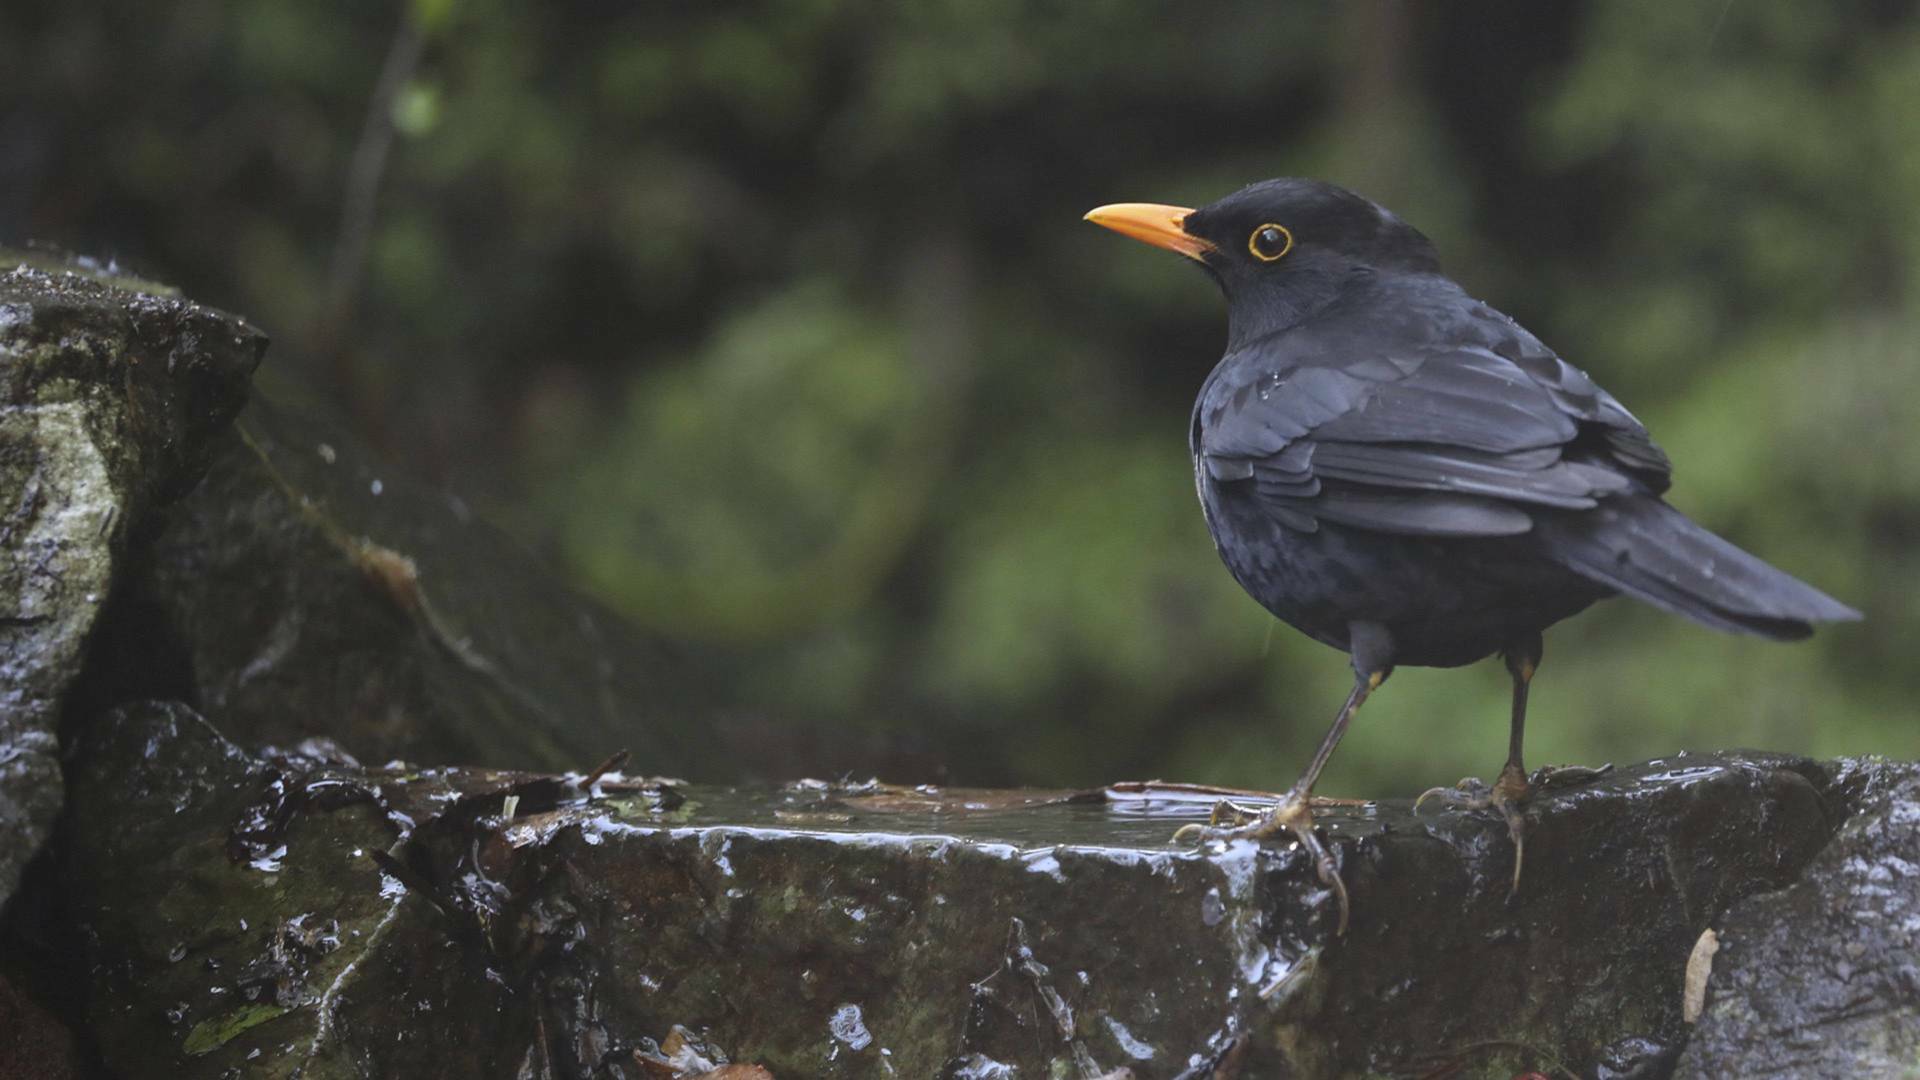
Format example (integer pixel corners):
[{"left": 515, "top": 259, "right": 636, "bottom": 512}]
[{"left": 1248, "top": 223, "right": 1293, "bottom": 262}]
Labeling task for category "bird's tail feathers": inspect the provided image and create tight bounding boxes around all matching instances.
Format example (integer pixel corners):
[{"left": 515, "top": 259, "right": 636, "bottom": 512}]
[{"left": 1540, "top": 495, "right": 1860, "bottom": 641}]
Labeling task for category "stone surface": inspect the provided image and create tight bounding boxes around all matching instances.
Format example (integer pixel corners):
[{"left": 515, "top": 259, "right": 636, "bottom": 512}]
[
  {"left": 63, "top": 702, "right": 1856, "bottom": 1079},
  {"left": 0, "top": 972, "right": 82, "bottom": 1080},
  {"left": 0, "top": 247, "right": 264, "bottom": 901},
  {"left": 1675, "top": 758, "right": 1920, "bottom": 1079}
]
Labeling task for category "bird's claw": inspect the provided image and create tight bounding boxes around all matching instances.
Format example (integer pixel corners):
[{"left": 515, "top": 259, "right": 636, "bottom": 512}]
[
  {"left": 1413, "top": 777, "right": 1492, "bottom": 813},
  {"left": 1415, "top": 763, "right": 1532, "bottom": 898},
  {"left": 1494, "top": 786, "right": 1527, "bottom": 899},
  {"left": 1170, "top": 796, "right": 1279, "bottom": 843},
  {"left": 1172, "top": 793, "right": 1350, "bottom": 935}
]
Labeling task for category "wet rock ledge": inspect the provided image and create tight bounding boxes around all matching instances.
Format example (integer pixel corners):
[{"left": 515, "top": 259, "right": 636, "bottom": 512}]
[
  {"left": 4, "top": 251, "right": 1919, "bottom": 1079},
  {"left": 57, "top": 705, "right": 1920, "bottom": 1078}
]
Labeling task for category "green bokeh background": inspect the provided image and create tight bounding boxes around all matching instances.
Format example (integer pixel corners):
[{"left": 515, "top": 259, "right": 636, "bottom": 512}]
[{"left": 9, "top": 1, "right": 1917, "bottom": 793}]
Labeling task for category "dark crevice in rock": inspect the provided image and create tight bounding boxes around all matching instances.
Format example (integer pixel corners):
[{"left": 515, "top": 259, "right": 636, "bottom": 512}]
[{"left": 57, "top": 572, "right": 202, "bottom": 738}]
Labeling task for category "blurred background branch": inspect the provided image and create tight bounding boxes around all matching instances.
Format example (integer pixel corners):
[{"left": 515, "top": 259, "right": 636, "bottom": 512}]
[{"left": 321, "top": 3, "right": 425, "bottom": 401}]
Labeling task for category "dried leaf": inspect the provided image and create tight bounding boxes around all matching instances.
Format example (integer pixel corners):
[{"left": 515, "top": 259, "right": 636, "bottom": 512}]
[{"left": 1683, "top": 927, "right": 1719, "bottom": 1023}]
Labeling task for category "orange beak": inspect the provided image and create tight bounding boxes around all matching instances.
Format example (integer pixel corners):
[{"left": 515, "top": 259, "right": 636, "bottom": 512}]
[{"left": 1083, "top": 202, "right": 1215, "bottom": 262}]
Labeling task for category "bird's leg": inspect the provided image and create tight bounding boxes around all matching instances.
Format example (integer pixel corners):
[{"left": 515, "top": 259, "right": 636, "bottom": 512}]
[
  {"left": 1175, "top": 623, "right": 1394, "bottom": 935},
  {"left": 1416, "top": 632, "right": 1545, "bottom": 896},
  {"left": 1489, "top": 632, "right": 1541, "bottom": 893}
]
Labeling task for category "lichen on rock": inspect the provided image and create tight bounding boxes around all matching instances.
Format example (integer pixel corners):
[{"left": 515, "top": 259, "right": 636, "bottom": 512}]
[{"left": 0, "top": 247, "right": 264, "bottom": 901}]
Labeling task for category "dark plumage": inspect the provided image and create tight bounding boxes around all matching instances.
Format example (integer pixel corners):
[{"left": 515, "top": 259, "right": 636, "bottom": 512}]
[{"left": 1086, "top": 179, "right": 1859, "bottom": 931}]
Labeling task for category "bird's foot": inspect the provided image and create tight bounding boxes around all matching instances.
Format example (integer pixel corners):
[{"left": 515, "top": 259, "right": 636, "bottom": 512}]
[
  {"left": 1173, "top": 791, "right": 1350, "bottom": 934},
  {"left": 1415, "top": 762, "right": 1533, "bottom": 898},
  {"left": 1170, "top": 793, "right": 1366, "bottom": 834},
  {"left": 1171, "top": 797, "right": 1268, "bottom": 834},
  {"left": 1416, "top": 760, "right": 1612, "bottom": 810}
]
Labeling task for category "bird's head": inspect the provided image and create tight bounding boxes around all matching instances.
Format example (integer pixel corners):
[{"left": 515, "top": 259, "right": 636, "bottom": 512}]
[{"left": 1086, "top": 178, "right": 1439, "bottom": 343}]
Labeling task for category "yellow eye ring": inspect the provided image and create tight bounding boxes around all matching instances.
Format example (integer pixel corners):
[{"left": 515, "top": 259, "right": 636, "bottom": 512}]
[{"left": 1248, "top": 223, "right": 1293, "bottom": 262}]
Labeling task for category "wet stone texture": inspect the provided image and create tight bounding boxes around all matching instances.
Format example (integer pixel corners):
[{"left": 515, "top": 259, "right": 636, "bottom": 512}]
[
  {"left": 0, "top": 247, "right": 264, "bottom": 901},
  {"left": 1675, "top": 758, "right": 1920, "bottom": 1078},
  {"left": 62, "top": 700, "right": 1911, "bottom": 1079}
]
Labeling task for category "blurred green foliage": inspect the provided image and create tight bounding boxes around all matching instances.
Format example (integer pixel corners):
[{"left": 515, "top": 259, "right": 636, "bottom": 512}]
[{"left": 7, "top": 1, "right": 1917, "bottom": 791}]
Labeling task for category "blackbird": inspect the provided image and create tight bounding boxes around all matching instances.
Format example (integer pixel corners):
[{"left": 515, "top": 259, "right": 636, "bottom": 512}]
[{"left": 1085, "top": 179, "right": 1859, "bottom": 931}]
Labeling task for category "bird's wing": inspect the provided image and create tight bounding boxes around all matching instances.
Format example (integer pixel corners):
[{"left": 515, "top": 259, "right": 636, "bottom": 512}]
[
  {"left": 1196, "top": 306, "right": 1672, "bottom": 538},
  {"left": 1468, "top": 305, "right": 1673, "bottom": 492}
]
